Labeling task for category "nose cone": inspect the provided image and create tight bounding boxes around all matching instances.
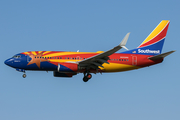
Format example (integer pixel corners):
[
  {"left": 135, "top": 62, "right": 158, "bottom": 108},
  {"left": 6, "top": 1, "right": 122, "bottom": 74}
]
[
  {"left": 4, "top": 59, "right": 9, "bottom": 65},
  {"left": 4, "top": 58, "right": 13, "bottom": 67}
]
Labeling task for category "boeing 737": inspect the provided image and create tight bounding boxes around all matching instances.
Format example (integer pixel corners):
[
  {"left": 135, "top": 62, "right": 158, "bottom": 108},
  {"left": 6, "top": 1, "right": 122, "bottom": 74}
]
[{"left": 4, "top": 20, "right": 175, "bottom": 82}]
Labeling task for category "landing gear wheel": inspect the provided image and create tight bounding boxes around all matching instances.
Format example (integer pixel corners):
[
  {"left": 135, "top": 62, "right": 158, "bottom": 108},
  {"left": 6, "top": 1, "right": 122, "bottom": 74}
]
[
  {"left": 22, "top": 74, "right": 26, "bottom": 78},
  {"left": 83, "top": 73, "right": 92, "bottom": 82},
  {"left": 83, "top": 76, "right": 89, "bottom": 82},
  {"left": 87, "top": 74, "right": 92, "bottom": 79}
]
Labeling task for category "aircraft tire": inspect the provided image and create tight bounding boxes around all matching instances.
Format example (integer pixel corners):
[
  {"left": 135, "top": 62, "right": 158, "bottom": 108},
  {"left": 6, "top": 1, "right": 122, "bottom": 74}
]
[
  {"left": 23, "top": 74, "right": 26, "bottom": 78},
  {"left": 83, "top": 73, "right": 92, "bottom": 82},
  {"left": 83, "top": 76, "right": 89, "bottom": 82},
  {"left": 87, "top": 73, "right": 92, "bottom": 79}
]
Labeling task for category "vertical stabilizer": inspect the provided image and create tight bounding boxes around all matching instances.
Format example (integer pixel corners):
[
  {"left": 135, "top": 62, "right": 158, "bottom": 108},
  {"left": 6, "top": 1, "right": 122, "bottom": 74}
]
[
  {"left": 122, "top": 20, "right": 170, "bottom": 55},
  {"left": 138, "top": 20, "right": 170, "bottom": 49}
]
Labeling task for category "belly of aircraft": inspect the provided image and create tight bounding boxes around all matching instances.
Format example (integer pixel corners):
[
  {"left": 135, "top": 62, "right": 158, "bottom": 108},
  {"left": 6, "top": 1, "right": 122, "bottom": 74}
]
[{"left": 100, "top": 63, "right": 140, "bottom": 72}]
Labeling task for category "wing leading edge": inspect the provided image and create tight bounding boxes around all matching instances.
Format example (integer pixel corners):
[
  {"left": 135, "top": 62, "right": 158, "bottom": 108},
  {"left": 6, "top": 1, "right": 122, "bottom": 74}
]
[{"left": 78, "top": 33, "right": 130, "bottom": 69}]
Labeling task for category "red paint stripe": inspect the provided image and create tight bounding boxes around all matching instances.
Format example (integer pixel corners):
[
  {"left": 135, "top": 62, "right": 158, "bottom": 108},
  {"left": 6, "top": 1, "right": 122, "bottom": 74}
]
[
  {"left": 35, "top": 51, "right": 39, "bottom": 55},
  {"left": 42, "top": 51, "right": 59, "bottom": 56},
  {"left": 138, "top": 23, "right": 169, "bottom": 48}
]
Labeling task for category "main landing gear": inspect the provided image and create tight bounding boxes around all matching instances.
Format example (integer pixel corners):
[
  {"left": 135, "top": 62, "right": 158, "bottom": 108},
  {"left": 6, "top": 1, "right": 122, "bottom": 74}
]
[{"left": 83, "top": 72, "right": 92, "bottom": 82}]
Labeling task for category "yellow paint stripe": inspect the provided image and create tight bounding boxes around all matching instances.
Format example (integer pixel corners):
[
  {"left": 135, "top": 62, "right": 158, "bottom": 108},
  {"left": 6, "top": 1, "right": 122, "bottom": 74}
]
[
  {"left": 48, "top": 59, "right": 81, "bottom": 62},
  {"left": 140, "top": 20, "right": 169, "bottom": 45},
  {"left": 47, "top": 59, "right": 140, "bottom": 72},
  {"left": 100, "top": 63, "right": 140, "bottom": 72},
  {"left": 43, "top": 52, "right": 95, "bottom": 57},
  {"left": 38, "top": 51, "right": 43, "bottom": 54},
  {"left": 31, "top": 51, "right": 37, "bottom": 55},
  {"left": 23, "top": 52, "right": 30, "bottom": 55},
  {"left": 43, "top": 51, "right": 51, "bottom": 55}
]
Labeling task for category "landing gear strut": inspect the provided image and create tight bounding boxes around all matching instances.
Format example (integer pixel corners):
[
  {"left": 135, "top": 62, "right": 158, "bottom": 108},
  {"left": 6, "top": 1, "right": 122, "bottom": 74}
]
[{"left": 83, "top": 72, "right": 92, "bottom": 82}]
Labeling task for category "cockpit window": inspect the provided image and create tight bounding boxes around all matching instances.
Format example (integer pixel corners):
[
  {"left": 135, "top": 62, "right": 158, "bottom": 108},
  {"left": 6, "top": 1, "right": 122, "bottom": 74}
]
[{"left": 13, "top": 55, "right": 21, "bottom": 58}]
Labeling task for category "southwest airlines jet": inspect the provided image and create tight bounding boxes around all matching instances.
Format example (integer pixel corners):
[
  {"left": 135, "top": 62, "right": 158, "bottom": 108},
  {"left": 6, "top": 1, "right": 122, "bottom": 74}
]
[{"left": 4, "top": 20, "right": 175, "bottom": 82}]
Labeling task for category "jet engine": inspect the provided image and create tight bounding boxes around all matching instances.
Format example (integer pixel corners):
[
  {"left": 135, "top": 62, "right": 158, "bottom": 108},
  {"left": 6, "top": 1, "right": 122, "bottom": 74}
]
[
  {"left": 58, "top": 63, "right": 78, "bottom": 73},
  {"left": 53, "top": 71, "right": 77, "bottom": 77}
]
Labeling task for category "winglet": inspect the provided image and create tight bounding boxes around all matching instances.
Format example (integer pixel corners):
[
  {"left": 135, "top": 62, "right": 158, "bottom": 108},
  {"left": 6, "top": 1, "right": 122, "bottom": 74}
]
[
  {"left": 148, "top": 50, "right": 175, "bottom": 60},
  {"left": 119, "top": 32, "right": 130, "bottom": 50}
]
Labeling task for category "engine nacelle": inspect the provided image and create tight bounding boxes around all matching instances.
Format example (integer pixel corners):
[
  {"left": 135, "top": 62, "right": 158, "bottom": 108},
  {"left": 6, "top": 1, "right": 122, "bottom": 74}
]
[
  {"left": 58, "top": 63, "right": 78, "bottom": 73},
  {"left": 53, "top": 71, "right": 76, "bottom": 77}
]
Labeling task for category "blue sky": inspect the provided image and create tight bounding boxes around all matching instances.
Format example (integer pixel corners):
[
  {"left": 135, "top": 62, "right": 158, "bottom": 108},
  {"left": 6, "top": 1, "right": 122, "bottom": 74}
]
[{"left": 0, "top": 0, "right": 179, "bottom": 120}]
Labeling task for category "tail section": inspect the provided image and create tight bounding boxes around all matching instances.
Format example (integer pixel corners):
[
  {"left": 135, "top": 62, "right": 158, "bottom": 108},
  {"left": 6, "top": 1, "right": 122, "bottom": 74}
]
[
  {"left": 122, "top": 20, "right": 170, "bottom": 55},
  {"left": 148, "top": 50, "right": 175, "bottom": 60},
  {"left": 138, "top": 20, "right": 170, "bottom": 52}
]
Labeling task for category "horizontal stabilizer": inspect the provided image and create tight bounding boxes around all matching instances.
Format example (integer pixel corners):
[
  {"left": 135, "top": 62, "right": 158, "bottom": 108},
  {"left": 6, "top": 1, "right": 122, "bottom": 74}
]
[{"left": 148, "top": 50, "right": 175, "bottom": 60}]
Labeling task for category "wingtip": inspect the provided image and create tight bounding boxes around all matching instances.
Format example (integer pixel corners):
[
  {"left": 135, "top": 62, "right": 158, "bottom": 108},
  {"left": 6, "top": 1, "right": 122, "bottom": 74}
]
[{"left": 119, "top": 32, "right": 130, "bottom": 46}]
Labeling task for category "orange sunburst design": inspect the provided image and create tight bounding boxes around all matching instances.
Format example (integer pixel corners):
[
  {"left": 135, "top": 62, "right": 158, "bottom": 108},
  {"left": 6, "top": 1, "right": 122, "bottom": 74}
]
[{"left": 27, "top": 51, "right": 48, "bottom": 68}]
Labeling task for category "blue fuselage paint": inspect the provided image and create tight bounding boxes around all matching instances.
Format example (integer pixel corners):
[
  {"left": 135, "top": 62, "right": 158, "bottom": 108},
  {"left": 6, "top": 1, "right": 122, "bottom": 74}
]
[{"left": 4, "top": 54, "right": 57, "bottom": 71}]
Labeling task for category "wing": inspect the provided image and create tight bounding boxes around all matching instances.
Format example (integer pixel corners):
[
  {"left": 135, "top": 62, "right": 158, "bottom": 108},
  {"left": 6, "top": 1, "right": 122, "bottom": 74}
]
[{"left": 78, "top": 33, "right": 130, "bottom": 69}]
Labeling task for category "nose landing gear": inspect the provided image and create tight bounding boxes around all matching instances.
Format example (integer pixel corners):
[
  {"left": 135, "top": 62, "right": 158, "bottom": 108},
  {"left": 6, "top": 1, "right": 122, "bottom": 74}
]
[
  {"left": 22, "top": 73, "right": 26, "bottom": 78},
  {"left": 16, "top": 68, "right": 26, "bottom": 78},
  {"left": 22, "top": 71, "right": 26, "bottom": 78},
  {"left": 83, "top": 72, "right": 92, "bottom": 82}
]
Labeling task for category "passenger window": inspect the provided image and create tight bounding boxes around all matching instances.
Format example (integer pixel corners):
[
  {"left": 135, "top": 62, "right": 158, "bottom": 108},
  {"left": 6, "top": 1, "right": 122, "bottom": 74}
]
[{"left": 124, "top": 59, "right": 126, "bottom": 61}]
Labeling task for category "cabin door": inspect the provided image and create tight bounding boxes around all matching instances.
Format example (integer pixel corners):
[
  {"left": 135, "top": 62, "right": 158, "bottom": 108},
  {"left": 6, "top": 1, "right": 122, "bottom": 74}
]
[
  {"left": 132, "top": 56, "right": 137, "bottom": 66},
  {"left": 27, "top": 55, "right": 31, "bottom": 62}
]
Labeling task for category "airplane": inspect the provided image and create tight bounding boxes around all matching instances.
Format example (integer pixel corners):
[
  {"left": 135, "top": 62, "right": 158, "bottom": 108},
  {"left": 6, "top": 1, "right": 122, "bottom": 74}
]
[{"left": 4, "top": 20, "right": 175, "bottom": 82}]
